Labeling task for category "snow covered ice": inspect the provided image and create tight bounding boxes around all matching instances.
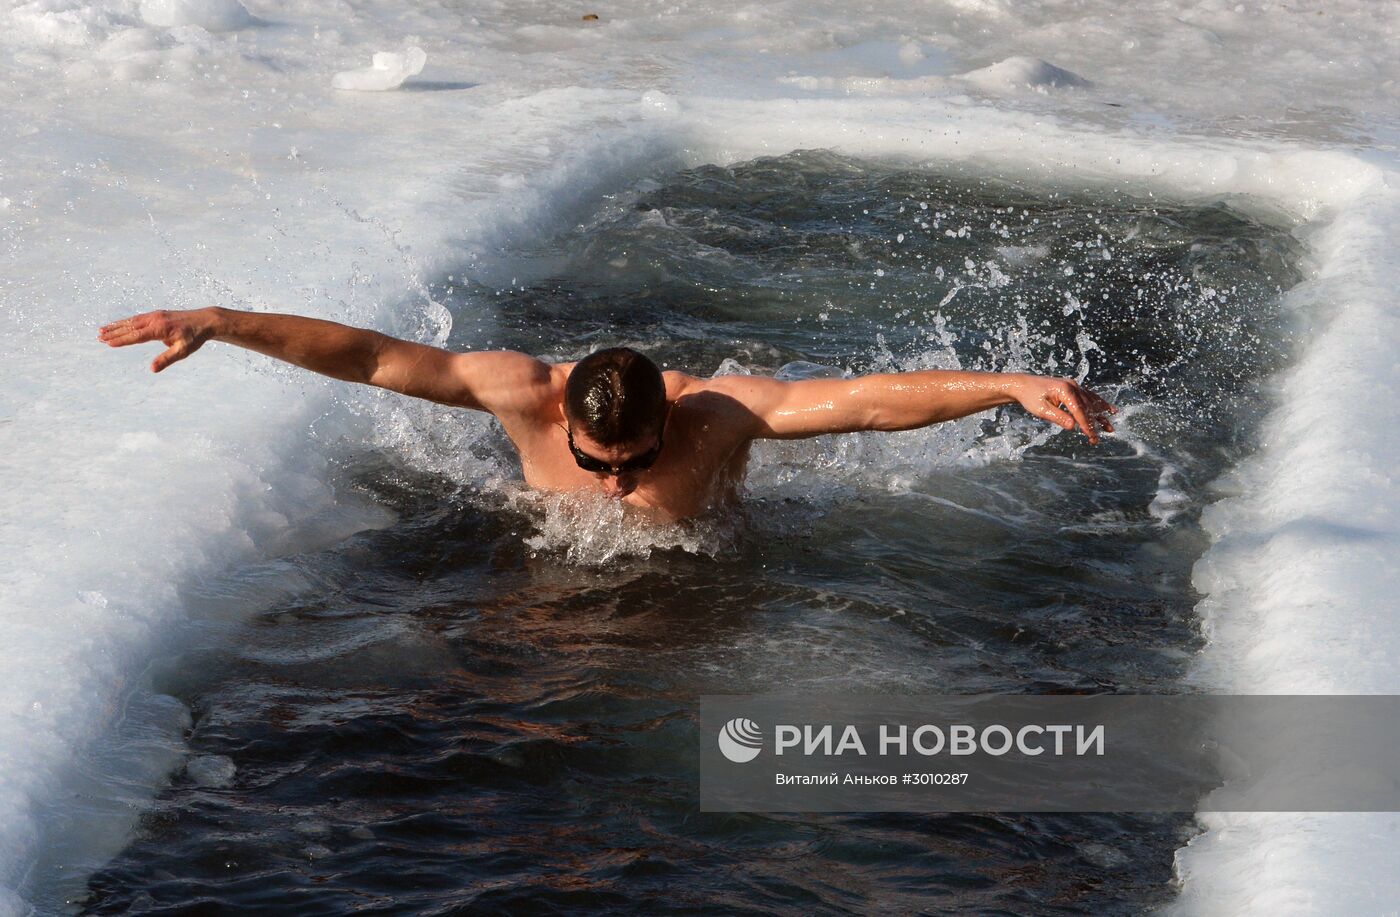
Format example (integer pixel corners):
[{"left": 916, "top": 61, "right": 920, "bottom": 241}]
[
  {"left": 3, "top": 0, "right": 1400, "bottom": 914},
  {"left": 958, "top": 56, "right": 1090, "bottom": 94},
  {"left": 331, "top": 46, "right": 427, "bottom": 92},
  {"left": 138, "top": 0, "right": 251, "bottom": 31}
]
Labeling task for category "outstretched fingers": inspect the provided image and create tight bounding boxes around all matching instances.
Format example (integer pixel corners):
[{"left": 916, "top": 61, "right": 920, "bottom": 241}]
[
  {"left": 100, "top": 327, "right": 149, "bottom": 347},
  {"left": 99, "top": 314, "right": 155, "bottom": 347}
]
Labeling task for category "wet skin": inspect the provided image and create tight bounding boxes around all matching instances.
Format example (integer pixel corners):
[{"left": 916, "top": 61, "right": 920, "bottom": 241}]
[
  {"left": 99, "top": 307, "right": 1116, "bottom": 522},
  {"left": 501, "top": 368, "right": 762, "bottom": 520}
]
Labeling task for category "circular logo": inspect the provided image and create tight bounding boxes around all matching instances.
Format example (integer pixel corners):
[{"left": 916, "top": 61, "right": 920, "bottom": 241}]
[{"left": 718, "top": 717, "right": 763, "bottom": 763}]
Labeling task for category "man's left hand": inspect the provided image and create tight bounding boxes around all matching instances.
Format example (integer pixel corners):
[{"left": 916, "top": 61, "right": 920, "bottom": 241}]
[{"left": 1004, "top": 374, "right": 1117, "bottom": 445}]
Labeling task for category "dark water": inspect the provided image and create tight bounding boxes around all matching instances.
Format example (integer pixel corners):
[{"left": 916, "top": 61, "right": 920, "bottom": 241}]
[{"left": 80, "top": 152, "right": 1300, "bottom": 914}]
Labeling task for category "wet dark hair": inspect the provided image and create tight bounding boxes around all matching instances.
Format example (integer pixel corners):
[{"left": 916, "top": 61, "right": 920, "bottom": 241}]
[{"left": 564, "top": 347, "right": 667, "bottom": 446}]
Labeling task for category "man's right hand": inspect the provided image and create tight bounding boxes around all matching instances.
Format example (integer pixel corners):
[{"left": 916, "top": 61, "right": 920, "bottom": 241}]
[
  {"left": 99, "top": 305, "right": 557, "bottom": 425},
  {"left": 99, "top": 308, "right": 218, "bottom": 373}
]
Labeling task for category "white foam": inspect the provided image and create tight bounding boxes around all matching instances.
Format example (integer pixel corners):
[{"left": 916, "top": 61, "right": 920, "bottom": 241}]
[
  {"left": 184, "top": 754, "right": 236, "bottom": 788},
  {"left": 517, "top": 490, "right": 736, "bottom": 565}
]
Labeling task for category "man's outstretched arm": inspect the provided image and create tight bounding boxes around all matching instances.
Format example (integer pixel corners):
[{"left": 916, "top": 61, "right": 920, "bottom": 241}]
[
  {"left": 709, "top": 368, "right": 1116, "bottom": 444},
  {"left": 98, "top": 307, "right": 552, "bottom": 415}
]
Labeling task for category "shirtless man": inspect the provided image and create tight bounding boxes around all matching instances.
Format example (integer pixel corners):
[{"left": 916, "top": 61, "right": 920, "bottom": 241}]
[{"left": 99, "top": 307, "right": 1116, "bottom": 521}]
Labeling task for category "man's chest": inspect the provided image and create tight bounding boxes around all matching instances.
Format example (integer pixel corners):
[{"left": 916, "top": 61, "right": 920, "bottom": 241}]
[{"left": 507, "top": 419, "right": 746, "bottom": 514}]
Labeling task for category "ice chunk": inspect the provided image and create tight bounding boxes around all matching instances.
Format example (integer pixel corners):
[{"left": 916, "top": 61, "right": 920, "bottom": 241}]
[
  {"left": 331, "top": 47, "right": 427, "bottom": 92},
  {"left": 139, "top": 0, "right": 251, "bottom": 32},
  {"left": 959, "top": 56, "right": 1089, "bottom": 93}
]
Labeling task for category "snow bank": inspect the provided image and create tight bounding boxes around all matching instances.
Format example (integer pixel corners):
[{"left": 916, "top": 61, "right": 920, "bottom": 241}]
[{"left": 1164, "top": 180, "right": 1400, "bottom": 917}]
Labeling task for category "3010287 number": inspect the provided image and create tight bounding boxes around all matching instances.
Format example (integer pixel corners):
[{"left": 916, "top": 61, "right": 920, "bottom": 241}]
[{"left": 907, "top": 773, "right": 969, "bottom": 785}]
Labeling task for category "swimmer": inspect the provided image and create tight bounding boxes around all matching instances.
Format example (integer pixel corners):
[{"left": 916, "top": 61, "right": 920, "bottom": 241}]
[{"left": 99, "top": 307, "right": 1116, "bottom": 521}]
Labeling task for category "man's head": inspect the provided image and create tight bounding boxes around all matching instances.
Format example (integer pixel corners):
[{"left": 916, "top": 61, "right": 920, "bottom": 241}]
[{"left": 563, "top": 347, "right": 669, "bottom": 497}]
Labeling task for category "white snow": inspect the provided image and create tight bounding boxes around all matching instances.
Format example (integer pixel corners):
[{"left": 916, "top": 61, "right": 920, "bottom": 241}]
[
  {"left": 138, "top": 0, "right": 250, "bottom": 31},
  {"left": 3, "top": 1, "right": 1400, "bottom": 914},
  {"left": 958, "top": 56, "right": 1090, "bottom": 93}
]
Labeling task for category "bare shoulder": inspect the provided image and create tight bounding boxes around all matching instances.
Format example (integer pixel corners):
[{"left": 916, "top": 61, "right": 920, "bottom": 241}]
[
  {"left": 663, "top": 369, "right": 705, "bottom": 397},
  {"left": 454, "top": 350, "right": 555, "bottom": 378},
  {"left": 667, "top": 370, "right": 775, "bottom": 437},
  {"left": 448, "top": 351, "right": 561, "bottom": 417},
  {"left": 665, "top": 370, "right": 744, "bottom": 408},
  {"left": 681, "top": 371, "right": 788, "bottom": 407}
]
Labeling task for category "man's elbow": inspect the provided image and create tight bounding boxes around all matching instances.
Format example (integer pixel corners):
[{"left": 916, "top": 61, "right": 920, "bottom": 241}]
[
  {"left": 860, "top": 388, "right": 918, "bottom": 432},
  {"left": 358, "top": 334, "right": 402, "bottom": 387}
]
